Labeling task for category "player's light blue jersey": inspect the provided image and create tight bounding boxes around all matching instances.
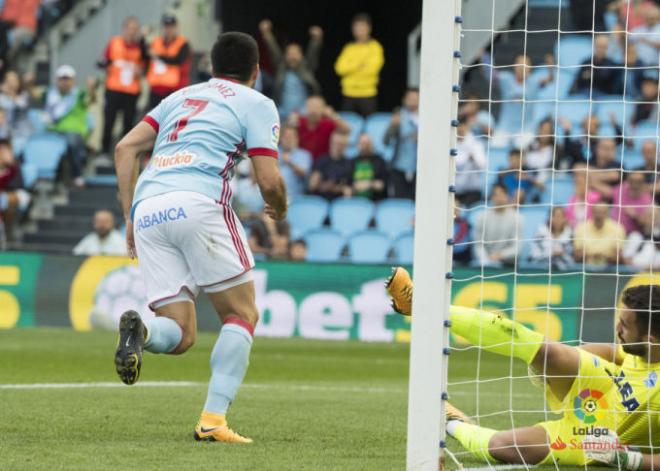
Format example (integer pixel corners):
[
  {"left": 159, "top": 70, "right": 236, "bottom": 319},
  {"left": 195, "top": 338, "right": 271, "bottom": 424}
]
[{"left": 132, "top": 77, "right": 280, "bottom": 216}]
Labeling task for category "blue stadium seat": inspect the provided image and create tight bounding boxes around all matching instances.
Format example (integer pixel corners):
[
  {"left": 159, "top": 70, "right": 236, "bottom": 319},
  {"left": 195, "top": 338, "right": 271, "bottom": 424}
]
[
  {"left": 20, "top": 163, "right": 38, "bottom": 189},
  {"left": 329, "top": 197, "right": 375, "bottom": 236},
  {"left": 338, "top": 111, "right": 364, "bottom": 149},
  {"left": 487, "top": 148, "right": 510, "bottom": 173},
  {"left": 304, "top": 228, "right": 345, "bottom": 262},
  {"left": 347, "top": 230, "right": 391, "bottom": 264},
  {"left": 27, "top": 108, "right": 47, "bottom": 132},
  {"left": 23, "top": 132, "right": 68, "bottom": 180},
  {"left": 622, "top": 149, "right": 645, "bottom": 170},
  {"left": 633, "top": 123, "right": 659, "bottom": 149},
  {"left": 544, "top": 176, "right": 575, "bottom": 205},
  {"left": 392, "top": 232, "right": 414, "bottom": 265},
  {"left": 11, "top": 135, "right": 27, "bottom": 156},
  {"left": 375, "top": 198, "right": 415, "bottom": 238},
  {"left": 287, "top": 195, "right": 329, "bottom": 239},
  {"left": 555, "top": 35, "right": 593, "bottom": 68},
  {"left": 557, "top": 100, "right": 593, "bottom": 128},
  {"left": 364, "top": 112, "right": 395, "bottom": 161},
  {"left": 597, "top": 98, "right": 635, "bottom": 129}
]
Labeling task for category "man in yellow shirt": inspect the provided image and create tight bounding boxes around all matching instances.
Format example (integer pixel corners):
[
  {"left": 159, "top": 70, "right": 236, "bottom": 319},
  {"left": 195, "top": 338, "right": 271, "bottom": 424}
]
[
  {"left": 334, "top": 13, "right": 384, "bottom": 117},
  {"left": 574, "top": 204, "right": 626, "bottom": 266}
]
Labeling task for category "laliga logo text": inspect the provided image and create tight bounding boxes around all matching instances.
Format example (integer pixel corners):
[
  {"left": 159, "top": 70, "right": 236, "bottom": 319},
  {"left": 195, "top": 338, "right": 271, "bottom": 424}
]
[
  {"left": 152, "top": 152, "right": 195, "bottom": 169},
  {"left": 551, "top": 429, "right": 622, "bottom": 452}
]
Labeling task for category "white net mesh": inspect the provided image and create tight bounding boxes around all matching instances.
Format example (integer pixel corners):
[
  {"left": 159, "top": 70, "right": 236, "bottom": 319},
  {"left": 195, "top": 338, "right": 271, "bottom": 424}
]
[{"left": 446, "top": 0, "right": 660, "bottom": 469}]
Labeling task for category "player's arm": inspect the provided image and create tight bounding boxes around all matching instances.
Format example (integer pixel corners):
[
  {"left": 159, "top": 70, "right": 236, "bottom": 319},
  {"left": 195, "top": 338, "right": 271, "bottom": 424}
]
[
  {"left": 579, "top": 342, "right": 623, "bottom": 365},
  {"left": 251, "top": 155, "right": 287, "bottom": 220},
  {"left": 115, "top": 121, "right": 157, "bottom": 257}
]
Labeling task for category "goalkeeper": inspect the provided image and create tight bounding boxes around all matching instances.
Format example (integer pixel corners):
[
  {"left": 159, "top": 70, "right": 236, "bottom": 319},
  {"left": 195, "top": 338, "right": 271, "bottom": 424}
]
[{"left": 387, "top": 267, "right": 660, "bottom": 469}]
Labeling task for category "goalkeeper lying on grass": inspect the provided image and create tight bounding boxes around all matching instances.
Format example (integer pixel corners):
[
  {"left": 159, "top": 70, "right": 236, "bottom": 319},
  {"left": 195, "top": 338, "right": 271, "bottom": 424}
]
[{"left": 387, "top": 267, "right": 660, "bottom": 469}]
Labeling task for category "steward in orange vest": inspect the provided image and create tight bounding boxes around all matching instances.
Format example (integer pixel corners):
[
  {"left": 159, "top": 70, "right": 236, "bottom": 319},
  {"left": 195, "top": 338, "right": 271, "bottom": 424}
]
[
  {"left": 97, "top": 16, "right": 147, "bottom": 153},
  {"left": 146, "top": 14, "right": 191, "bottom": 110}
]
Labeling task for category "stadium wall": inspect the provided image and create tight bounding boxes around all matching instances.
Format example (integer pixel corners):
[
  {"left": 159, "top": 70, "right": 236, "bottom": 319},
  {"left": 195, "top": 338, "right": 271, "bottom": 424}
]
[{"left": 0, "top": 252, "right": 647, "bottom": 343}]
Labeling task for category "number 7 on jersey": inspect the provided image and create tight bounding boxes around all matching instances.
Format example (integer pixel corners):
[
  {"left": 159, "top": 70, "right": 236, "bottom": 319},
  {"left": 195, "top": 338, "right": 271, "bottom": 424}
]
[{"left": 168, "top": 98, "right": 209, "bottom": 142}]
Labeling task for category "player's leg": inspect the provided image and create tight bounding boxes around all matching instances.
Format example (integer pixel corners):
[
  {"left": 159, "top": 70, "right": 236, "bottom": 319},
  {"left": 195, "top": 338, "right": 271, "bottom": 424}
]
[{"left": 194, "top": 277, "right": 257, "bottom": 443}]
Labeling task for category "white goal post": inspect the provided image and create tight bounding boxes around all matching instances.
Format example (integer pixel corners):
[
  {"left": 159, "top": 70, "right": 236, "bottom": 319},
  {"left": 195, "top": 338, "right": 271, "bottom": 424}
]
[{"left": 407, "top": 0, "right": 463, "bottom": 469}]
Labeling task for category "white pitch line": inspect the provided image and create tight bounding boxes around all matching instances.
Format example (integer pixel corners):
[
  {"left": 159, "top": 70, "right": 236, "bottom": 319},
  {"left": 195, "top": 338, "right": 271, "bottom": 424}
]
[
  {"left": 0, "top": 381, "right": 539, "bottom": 399},
  {"left": 462, "top": 466, "right": 535, "bottom": 471}
]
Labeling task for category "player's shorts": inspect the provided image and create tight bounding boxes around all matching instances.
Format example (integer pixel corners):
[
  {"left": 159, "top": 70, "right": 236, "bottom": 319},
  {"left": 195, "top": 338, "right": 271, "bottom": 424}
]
[
  {"left": 133, "top": 190, "right": 254, "bottom": 309},
  {"left": 535, "top": 349, "right": 620, "bottom": 466}
]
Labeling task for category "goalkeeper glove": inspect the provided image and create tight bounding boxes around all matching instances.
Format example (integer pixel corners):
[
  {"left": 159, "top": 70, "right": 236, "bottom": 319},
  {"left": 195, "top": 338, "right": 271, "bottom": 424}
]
[{"left": 583, "top": 433, "right": 643, "bottom": 471}]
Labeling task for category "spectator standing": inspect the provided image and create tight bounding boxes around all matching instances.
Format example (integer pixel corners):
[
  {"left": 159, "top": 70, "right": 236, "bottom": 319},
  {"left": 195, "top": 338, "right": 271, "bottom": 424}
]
[
  {"left": 497, "top": 148, "right": 542, "bottom": 204},
  {"left": 259, "top": 19, "right": 323, "bottom": 119},
  {"left": 73, "top": 210, "right": 126, "bottom": 256},
  {"left": 587, "top": 138, "right": 623, "bottom": 198},
  {"left": 1, "top": 0, "right": 39, "bottom": 61},
  {"left": 573, "top": 204, "right": 626, "bottom": 266},
  {"left": 623, "top": 207, "right": 660, "bottom": 270},
  {"left": 571, "top": 35, "right": 623, "bottom": 96},
  {"left": 334, "top": 13, "right": 384, "bottom": 117},
  {"left": 565, "top": 163, "right": 602, "bottom": 228},
  {"left": 278, "top": 125, "right": 312, "bottom": 201},
  {"left": 529, "top": 206, "right": 574, "bottom": 269},
  {"left": 308, "top": 131, "right": 352, "bottom": 200},
  {"left": 455, "top": 117, "right": 486, "bottom": 206},
  {"left": 0, "top": 139, "right": 29, "bottom": 243},
  {"left": 146, "top": 15, "right": 191, "bottom": 110},
  {"left": 0, "top": 70, "right": 29, "bottom": 139},
  {"left": 474, "top": 183, "right": 523, "bottom": 266},
  {"left": 631, "top": 77, "right": 659, "bottom": 126},
  {"left": 98, "top": 16, "right": 147, "bottom": 156},
  {"left": 453, "top": 207, "right": 472, "bottom": 265},
  {"left": 288, "top": 95, "right": 350, "bottom": 161},
  {"left": 349, "top": 133, "right": 387, "bottom": 200},
  {"left": 630, "top": 4, "right": 660, "bottom": 66},
  {"left": 385, "top": 88, "right": 419, "bottom": 199},
  {"left": 610, "top": 171, "right": 653, "bottom": 234},
  {"left": 45, "top": 65, "right": 97, "bottom": 187}
]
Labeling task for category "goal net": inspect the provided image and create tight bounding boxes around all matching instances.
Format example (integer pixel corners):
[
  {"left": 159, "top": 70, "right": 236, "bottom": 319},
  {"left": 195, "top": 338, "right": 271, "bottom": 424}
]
[{"left": 426, "top": 0, "right": 660, "bottom": 469}]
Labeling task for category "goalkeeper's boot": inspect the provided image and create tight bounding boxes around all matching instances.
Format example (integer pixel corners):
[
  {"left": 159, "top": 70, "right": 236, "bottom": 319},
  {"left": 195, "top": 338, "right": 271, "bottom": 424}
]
[
  {"left": 114, "top": 310, "right": 145, "bottom": 386},
  {"left": 445, "top": 402, "right": 473, "bottom": 424},
  {"left": 194, "top": 413, "right": 253, "bottom": 443},
  {"left": 386, "top": 266, "right": 413, "bottom": 316}
]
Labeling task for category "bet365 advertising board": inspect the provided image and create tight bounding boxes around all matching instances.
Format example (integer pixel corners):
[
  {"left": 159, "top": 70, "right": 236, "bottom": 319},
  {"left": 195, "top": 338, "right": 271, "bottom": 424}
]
[{"left": 1, "top": 252, "right": 654, "bottom": 343}]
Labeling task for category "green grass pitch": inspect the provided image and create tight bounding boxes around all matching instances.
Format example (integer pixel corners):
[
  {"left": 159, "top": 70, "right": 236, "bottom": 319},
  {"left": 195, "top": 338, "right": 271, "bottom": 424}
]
[{"left": 0, "top": 328, "right": 601, "bottom": 470}]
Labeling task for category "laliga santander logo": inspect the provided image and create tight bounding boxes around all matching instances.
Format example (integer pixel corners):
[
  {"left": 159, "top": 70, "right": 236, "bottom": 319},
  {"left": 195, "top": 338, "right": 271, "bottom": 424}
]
[
  {"left": 550, "top": 436, "right": 567, "bottom": 450},
  {"left": 574, "top": 388, "right": 608, "bottom": 424},
  {"left": 271, "top": 124, "right": 280, "bottom": 145}
]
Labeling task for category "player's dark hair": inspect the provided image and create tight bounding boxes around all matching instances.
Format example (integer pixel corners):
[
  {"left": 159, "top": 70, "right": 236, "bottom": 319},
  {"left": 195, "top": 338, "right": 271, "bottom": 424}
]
[
  {"left": 211, "top": 32, "right": 259, "bottom": 83},
  {"left": 622, "top": 285, "right": 660, "bottom": 338},
  {"left": 352, "top": 13, "right": 372, "bottom": 26},
  {"left": 491, "top": 182, "right": 508, "bottom": 196}
]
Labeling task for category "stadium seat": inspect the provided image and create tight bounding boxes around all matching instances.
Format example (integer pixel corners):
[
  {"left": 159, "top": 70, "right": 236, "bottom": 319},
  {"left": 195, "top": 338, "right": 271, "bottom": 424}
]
[
  {"left": 392, "top": 232, "right": 414, "bottom": 265},
  {"left": 487, "top": 148, "right": 510, "bottom": 173},
  {"left": 304, "top": 228, "right": 345, "bottom": 262},
  {"left": 555, "top": 35, "right": 593, "bottom": 68},
  {"left": 596, "top": 98, "right": 635, "bottom": 129},
  {"left": 375, "top": 198, "right": 415, "bottom": 238},
  {"left": 287, "top": 195, "right": 329, "bottom": 239},
  {"left": 520, "top": 206, "right": 550, "bottom": 259},
  {"left": 27, "top": 108, "right": 47, "bottom": 132},
  {"left": 557, "top": 100, "right": 593, "bottom": 129},
  {"left": 20, "top": 163, "right": 38, "bottom": 189},
  {"left": 329, "top": 197, "right": 375, "bottom": 236},
  {"left": 622, "top": 149, "right": 645, "bottom": 170},
  {"left": 23, "top": 132, "right": 68, "bottom": 180},
  {"left": 633, "top": 123, "right": 659, "bottom": 149},
  {"left": 338, "top": 111, "right": 364, "bottom": 149},
  {"left": 347, "top": 230, "right": 391, "bottom": 264},
  {"left": 364, "top": 112, "right": 395, "bottom": 161},
  {"left": 544, "top": 176, "right": 575, "bottom": 205}
]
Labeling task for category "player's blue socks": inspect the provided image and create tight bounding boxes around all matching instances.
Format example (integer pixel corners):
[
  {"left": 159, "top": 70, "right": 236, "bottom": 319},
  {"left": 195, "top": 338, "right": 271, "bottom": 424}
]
[
  {"left": 143, "top": 316, "right": 183, "bottom": 353},
  {"left": 203, "top": 317, "right": 254, "bottom": 415}
]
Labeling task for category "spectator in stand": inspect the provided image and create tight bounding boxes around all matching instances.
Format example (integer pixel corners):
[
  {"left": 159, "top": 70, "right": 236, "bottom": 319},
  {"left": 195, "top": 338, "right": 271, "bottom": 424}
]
[
  {"left": 630, "top": 3, "right": 660, "bottom": 66},
  {"left": 609, "top": 170, "right": 654, "bottom": 234},
  {"left": 525, "top": 118, "right": 558, "bottom": 185},
  {"left": 623, "top": 206, "right": 660, "bottom": 269},
  {"left": 0, "top": 139, "right": 29, "bottom": 243},
  {"left": 308, "top": 131, "right": 352, "bottom": 200},
  {"left": 385, "top": 88, "right": 419, "bottom": 199},
  {"left": 348, "top": 133, "right": 387, "bottom": 201},
  {"left": 587, "top": 138, "right": 624, "bottom": 198},
  {"left": 21, "top": 71, "right": 43, "bottom": 107},
  {"left": 459, "top": 95, "right": 495, "bottom": 137},
  {"left": 635, "top": 140, "right": 660, "bottom": 191},
  {"left": 571, "top": 34, "right": 623, "bottom": 96},
  {"left": 497, "top": 148, "right": 542, "bottom": 205},
  {"left": 574, "top": 203, "right": 626, "bottom": 266},
  {"left": 145, "top": 14, "right": 191, "bottom": 110},
  {"left": 565, "top": 163, "right": 602, "bottom": 228},
  {"left": 559, "top": 113, "right": 629, "bottom": 169},
  {"left": 45, "top": 65, "right": 98, "bottom": 188},
  {"left": 455, "top": 116, "right": 486, "bottom": 207},
  {"left": 474, "top": 183, "right": 523, "bottom": 266},
  {"left": 248, "top": 213, "right": 290, "bottom": 260},
  {"left": 98, "top": 16, "right": 147, "bottom": 157},
  {"left": 278, "top": 125, "right": 312, "bottom": 201},
  {"left": 610, "top": 0, "right": 655, "bottom": 31},
  {"left": 485, "top": 53, "right": 552, "bottom": 140},
  {"left": 258, "top": 19, "right": 323, "bottom": 119},
  {"left": 73, "top": 210, "right": 126, "bottom": 256},
  {"left": 288, "top": 95, "right": 350, "bottom": 161},
  {"left": 334, "top": 13, "right": 384, "bottom": 117},
  {"left": 571, "top": 0, "right": 616, "bottom": 31},
  {"left": 631, "top": 77, "right": 659, "bottom": 126},
  {"left": 1, "top": 0, "right": 39, "bottom": 61},
  {"left": 619, "top": 43, "right": 648, "bottom": 99},
  {"left": 288, "top": 239, "right": 307, "bottom": 261},
  {"left": 529, "top": 206, "right": 574, "bottom": 269},
  {"left": 453, "top": 207, "right": 472, "bottom": 265},
  {"left": 0, "top": 70, "right": 29, "bottom": 139}
]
